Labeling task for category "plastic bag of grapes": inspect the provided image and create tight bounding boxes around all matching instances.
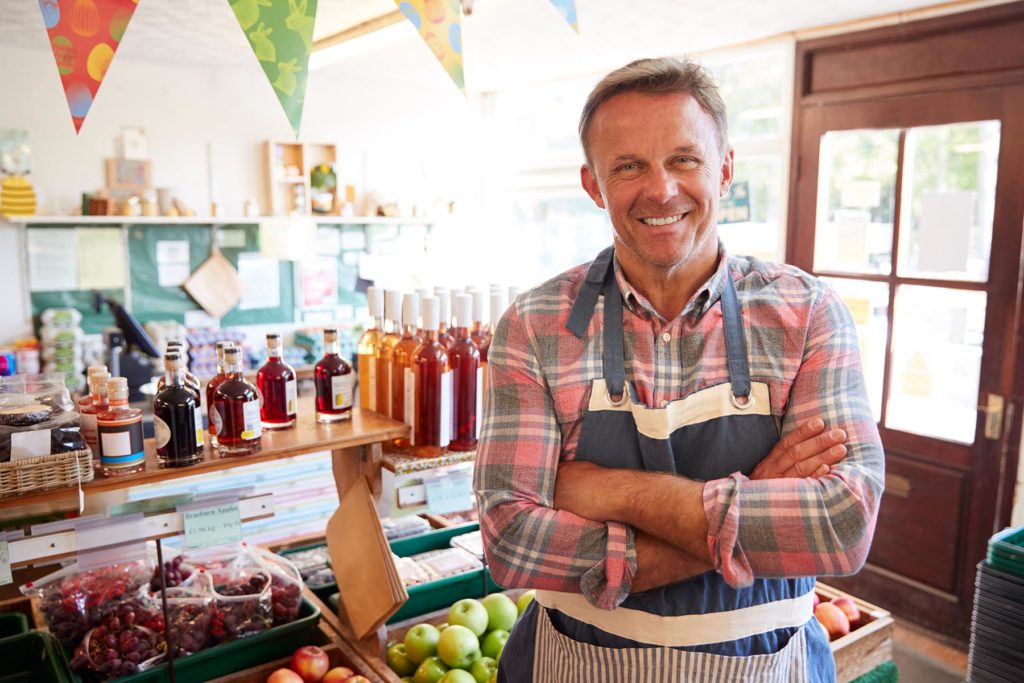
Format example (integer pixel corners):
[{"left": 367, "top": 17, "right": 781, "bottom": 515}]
[
  {"left": 70, "top": 622, "right": 163, "bottom": 681},
  {"left": 248, "top": 544, "right": 304, "bottom": 625}
]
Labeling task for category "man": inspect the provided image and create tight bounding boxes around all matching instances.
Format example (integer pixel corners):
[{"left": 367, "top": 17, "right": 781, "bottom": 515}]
[{"left": 474, "top": 57, "right": 884, "bottom": 682}]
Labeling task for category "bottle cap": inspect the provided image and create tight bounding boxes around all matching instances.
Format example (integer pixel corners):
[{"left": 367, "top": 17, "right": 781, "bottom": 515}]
[
  {"left": 367, "top": 286, "right": 384, "bottom": 319},
  {"left": 434, "top": 288, "right": 451, "bottom": 327},
  {"left": 87, "top": 365, "right": 108, "bottom": 378},
  {"left": 89, "top": 371, "right": 110, "bottom": 397},
  {"left": 323, "top": 328, "right": 339, "bottom": 343},
  {"left": 471, "top": 289, "right": 486, "bottom": 322},
  {"left": 454, "top": 293, "right": 472, "bottom": 328},
  {"left": 215, "top": 340, "right": 234, "bottom": 361},
  {"left": 418, "top": 287, "right": 432, "bottom": 301},
  {"left": 385, "top": 290, "right": 403, "bottom": 325},
  {"left": 164, "top": 352, "right": 184, "bottom": 370},
  {"left": 422, "top": 297, "right": 440, "bottom": 331},
  {"left": 490, "top": 291, "right": 507, "bottom": 326},
  {"left": 107, "top": 376, "right": 129, "bottom": 401},
  {"left": 490, "top": 284, "right": 503, "bottom": 293},
  {"left": 266, "top": 333, "right": 282, "bottom": 350},
  {"left": 403, "top": 293, "right": 420, "bottom": 327}
]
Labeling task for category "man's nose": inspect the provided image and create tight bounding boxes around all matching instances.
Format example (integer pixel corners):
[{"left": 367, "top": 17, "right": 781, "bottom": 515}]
[{"left": 642, "top": 165, "right": 679, "bottom": 205}]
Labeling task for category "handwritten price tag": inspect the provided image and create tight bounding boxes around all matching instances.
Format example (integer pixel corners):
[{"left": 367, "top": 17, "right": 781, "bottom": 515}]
[
  {"left": 0, "top": 541, "right": 11, "bottom": 586},
  {"left": 425, "top": 473, "right": 473, "bottom": 515},
  {"left": 183, "top": 503, "right": 242, "bottom": 549}
]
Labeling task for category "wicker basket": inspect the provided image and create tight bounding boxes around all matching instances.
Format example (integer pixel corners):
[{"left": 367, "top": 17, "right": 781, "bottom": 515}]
[{"left": 0, "top": 448, "right": 94, "bottom": 498}]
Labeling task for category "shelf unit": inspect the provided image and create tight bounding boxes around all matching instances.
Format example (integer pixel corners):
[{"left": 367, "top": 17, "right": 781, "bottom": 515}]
[{"left": 264, "top": 141, "right": 341, "bottom": 217}]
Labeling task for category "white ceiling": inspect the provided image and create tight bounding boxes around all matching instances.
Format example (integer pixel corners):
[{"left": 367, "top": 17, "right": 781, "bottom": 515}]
[{"left": 0, "top": 0, "right": 1007, "bottom": 92}]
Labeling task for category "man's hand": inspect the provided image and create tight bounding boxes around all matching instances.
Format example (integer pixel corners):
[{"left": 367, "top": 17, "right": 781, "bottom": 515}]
[{"left": 750, "top": 418, "right": 847, "bottom": 480}]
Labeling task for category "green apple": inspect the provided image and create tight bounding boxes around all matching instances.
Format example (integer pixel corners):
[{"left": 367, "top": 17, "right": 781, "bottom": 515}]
[
  {"left": 480, "top": 630, "right": 508, "bottom": 661},
  {"left": 437, "top": 624, "right": 481, "bottom": 669},
  {"left": 448, "top": 598, "right": 489, "bottom": 636},
  {"left": 469, "top": 656, "right": 498, "bottom": 683},
  {"left": 516, "top": 590, "right": 536, "bottom": 615},
  {"left": 481, "top": 594, "right": 518, "bottom": 633},
  {"left": 413, "top": 656, "right": 449, "bottom": 683},
  {"left": 405, "top": 623, "right": 442, "bottom": 664},
  {"left": 488, "top": 672, "right": 497, "bottom": 683},
  {"left": 387, "top": 642, "right": 418, "bottom": 676},
  {"left": 401, "top": 678, "right": 415, "bottom": 683},
  {"left": 438, "top": 671, "right": 477, "bottom": 683}
]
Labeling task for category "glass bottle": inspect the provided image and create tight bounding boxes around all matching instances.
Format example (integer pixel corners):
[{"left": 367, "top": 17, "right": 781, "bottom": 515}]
[
  {"left": 470, "top": 289, "right": 488, "bottom": 351},
  {"left": 212, "top": 347, "right": 262, "bottom": 456},
  {"left": 163, "top": 340, "right": 201, "bottom": 397},
  {"left": 357, "top": 286, "right": 385, "bottom": 412},
  {"left": 205, "top": 341, "right": 235, "bottom": 446},
  {"left": 81, "top": 370, "right": 110, "bottom": 466},
  {"left": 97, "top": 377, "right": 145, "bottom": 476},
  {"left": 449, "top": 294, "right": 481, "bottom": 452},
  {"left": 314, "top": 328, "right": 355, "bottom": 422},
  {"left": 411, "top": 297, "right": 451, "bottom": 457},
  {"left": 257, "top": 333, "right": 297, "bottom": 429},
  {"left": 377, "top": 290, "right": 403, "bottom": 418},
  {"left": 434, "top": 287, "right": 454, "bottom": 350},
  {"left": 154, "top": 352, "right": 204, "bottom": 467},
  {"left": 78, "top": 365, "right": 108, "bottom": 411},
  {"left": 392, "top": 293, "right": 422, "bottom": 447}
]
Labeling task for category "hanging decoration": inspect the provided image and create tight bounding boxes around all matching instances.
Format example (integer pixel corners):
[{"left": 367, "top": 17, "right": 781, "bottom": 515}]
[
  {"left": 394, "top": 0, "right": 465, "bottom": 93},
  {"left": 38, "top": 0, "right": 140, "bottom": 133},
  {"left": 229, "top": 0, "right": 318, "bottom": 138},
  {"left": 548, "top": 0, "right": 579, "bottom": 32}
]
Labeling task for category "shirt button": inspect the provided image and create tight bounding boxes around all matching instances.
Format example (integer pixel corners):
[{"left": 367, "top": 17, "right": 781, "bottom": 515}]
[{"left": 661, "top": 332, "right": 671, "bottom": 343}]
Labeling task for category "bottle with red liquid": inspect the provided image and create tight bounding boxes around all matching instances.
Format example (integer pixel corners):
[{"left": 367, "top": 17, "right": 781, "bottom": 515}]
[
  {"left": 356, "top": 287, "right": 385, "bottom": 412},
  {"left": 411, "top": 297, "right": 451, "bottom": 457},
  {"left": 449, "top": 293, "right": 481, "bottom": 452},
  {"left": 205, "top": 340, "right": 235, "bottom": 446},
  {"left": 212, "top": 347, "right": 262, "bottom": 456},
  {"left": 97, "top": 377, "right": 145, "bottom": 476},
  {"left": 434, "top": 287, "right": 454, "bottom": 350},
  {"left": 161, "top": 340, "right": 201, "bottom": 397},
  {"left": 154, "top": 351, "right": 204, "bottom": 467},
  {"left": 314, "top": 328, "right": 355, "bottom": 422},
  {"left": 81, "top": 370, "right": 110, "bottom": 466},
  {"left": 393, "top": 293, "right": 422, "bottom": 448},
  {"left": 377, "top": 290, "right": 403, "bottom": 418},
  {"left": 256, "top": 333, "right": 297, "bottom": 429}
]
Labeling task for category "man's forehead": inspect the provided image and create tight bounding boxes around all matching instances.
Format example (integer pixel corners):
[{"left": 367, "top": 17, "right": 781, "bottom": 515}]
[{"left": 589, "top": 91, "right": 717, "bottom": 151}]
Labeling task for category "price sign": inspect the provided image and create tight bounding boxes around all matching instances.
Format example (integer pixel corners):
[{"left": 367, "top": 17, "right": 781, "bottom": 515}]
[
  {"left": 183, "top": 503, "right": 242, "bottom": 549},
  {"left": 0, "top": 541, "right": 11, "bottom": 586},
  {"left": 425, "top": 473, "right": 473, "bottom": 515}
]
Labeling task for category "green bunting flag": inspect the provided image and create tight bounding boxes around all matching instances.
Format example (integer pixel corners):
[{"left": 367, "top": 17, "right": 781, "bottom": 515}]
[{"left": 229, "top": 0, "right": 317, "bottom": 138}]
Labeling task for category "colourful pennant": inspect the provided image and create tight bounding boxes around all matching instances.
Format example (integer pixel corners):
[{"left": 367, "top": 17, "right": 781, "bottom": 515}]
[
  {"left": 38, "top": 0, "right": 139, "bottom": 133},
  {"left": 395, "top": 0, "right": 465, "bottom": 93},
  {"left": 229, "top": 0, "right": 317, "bottom": 138},
  {"left": 549, "top": 0, "right": 578, "bottom": 32}
]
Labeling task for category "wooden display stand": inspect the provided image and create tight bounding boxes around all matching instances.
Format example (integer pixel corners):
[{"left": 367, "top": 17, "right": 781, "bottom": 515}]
[{"left": 264, "top": 141, "right": 340, "bottom": 216}]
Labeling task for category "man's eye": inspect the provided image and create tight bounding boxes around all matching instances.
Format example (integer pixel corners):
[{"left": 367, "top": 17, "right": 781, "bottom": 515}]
[
  {"left": 617, "top": 163, "right": 638, "bottom": 172},
  {"left": 674, "top": 157, "right": 696, "bottom": 165}
]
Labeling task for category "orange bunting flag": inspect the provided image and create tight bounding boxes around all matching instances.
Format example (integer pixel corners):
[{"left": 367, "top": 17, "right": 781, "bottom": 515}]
[
  {"left": 38, "top": 0, "right": 140, "bottom": 133},
  {"left": 394, "top": 0, "right": 465, "bottom": 93}
]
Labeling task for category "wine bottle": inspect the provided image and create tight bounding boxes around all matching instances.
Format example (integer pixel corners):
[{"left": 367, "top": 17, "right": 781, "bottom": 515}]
[
  {"left": 357, "top": 286, "right": 385, "bottom": 412},
  {"left": 154, "top": 351, "right": 204, "bottom": 467},
  {"left": 393, "top": 293, "right": 422, "bottom": 448},
  {"left": 411, "top": 297, "right": 451, "bottom": 457},
  {"left": 448, "top": 293, "right": 481, "bottom": 452},
  {"left": 212, "top": 347, "right": 262, "bottom": 456},
  {"left": 377, "top": 290, "right": 403, "bottom": 418},
  {"left": 257, "top": 333, "right": 297, "bottom": 429},
  {"left": 314, "top": 327, "right": 355, "bottom": 422}
]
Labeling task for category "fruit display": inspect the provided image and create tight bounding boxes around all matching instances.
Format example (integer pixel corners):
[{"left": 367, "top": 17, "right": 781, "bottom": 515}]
[
  {"left": 265, "top": 645, "right": 368, "bottom": 683},
  {"left": 813, "top": 590, "right": 865, "bottom": 641},
  {"left": 209, "top": 568, "right": 274, "bottom": 642}
]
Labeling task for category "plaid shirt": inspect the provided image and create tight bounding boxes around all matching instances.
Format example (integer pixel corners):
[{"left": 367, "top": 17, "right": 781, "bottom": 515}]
[{"left": 474, "top": 245, "right": 884, "bottom": 610}]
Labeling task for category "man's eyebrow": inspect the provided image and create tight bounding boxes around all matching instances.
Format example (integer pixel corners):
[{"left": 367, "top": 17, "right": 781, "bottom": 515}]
[{"left": 670, "top": 145, "right": 701, "bottom": 155}]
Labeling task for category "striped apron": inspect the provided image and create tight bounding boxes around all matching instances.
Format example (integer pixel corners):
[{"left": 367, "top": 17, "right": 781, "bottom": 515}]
[{"left": 498, "top": 247, "right": 835, "bottom": 682}]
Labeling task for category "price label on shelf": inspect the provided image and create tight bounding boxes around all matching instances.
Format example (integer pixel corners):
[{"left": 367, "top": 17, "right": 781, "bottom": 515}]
[
  {"left": 425, "top": 472, "right": 473, "bottom": 515},
  {"left": 183, "top": 503, "right": 242, "bottom": 549},
  {"left": 0, "top": 541, "right": 11, "bottom": 586}
]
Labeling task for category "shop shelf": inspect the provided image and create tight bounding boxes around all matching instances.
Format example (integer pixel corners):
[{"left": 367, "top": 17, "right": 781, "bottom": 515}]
[
  {"left": 0, "top": 612, "right": 29, "bottom": 639},
  {"left": 0, "top": 631, "right": 73, "bottom": 683}
]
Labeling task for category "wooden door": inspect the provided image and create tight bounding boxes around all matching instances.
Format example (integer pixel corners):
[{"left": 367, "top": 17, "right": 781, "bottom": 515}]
[{"left": 787, "top": 4, "right": 1024, "bottom": 640}]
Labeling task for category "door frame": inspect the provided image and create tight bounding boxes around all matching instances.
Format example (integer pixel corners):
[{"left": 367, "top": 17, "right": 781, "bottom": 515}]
[{"left": 786, "top": 1, "right": 1024, "bottom": 640}]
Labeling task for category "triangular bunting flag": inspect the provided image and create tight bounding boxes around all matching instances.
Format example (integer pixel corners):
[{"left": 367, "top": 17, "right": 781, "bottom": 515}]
[
  {"left": 394, "top": 0, "right": 465, "bottom": 93},
  {"left": 229, "top": 0, "right": 317, "bottom": 138},
  {"left": 548, "top": 0, "right": 579, "bottom": 33},
  {"left": 38, "top": 0, "right": 140, "bottom": 133}
]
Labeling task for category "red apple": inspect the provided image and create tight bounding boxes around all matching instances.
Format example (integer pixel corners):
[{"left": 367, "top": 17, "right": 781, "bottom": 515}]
[
  {"left": 346, "top": 678, "right": 371, "bottom": 683},
  {"left": 321, "top": 667, "right": 356, "bottom": 683},
  {"left": 830, "top": 597, "right": 861, "bottom": 625},
  {"left": 267, "top": 670, "right": 305, "bottom": 683},
  {"left": 814, "top": 601, "right": 850, "bottom": 640},
  {"left": 812, "top": 592, "right": 821, "bottom": 609},
  {"left": 290, "top": 645, "right": 330, "bottom": 683}
]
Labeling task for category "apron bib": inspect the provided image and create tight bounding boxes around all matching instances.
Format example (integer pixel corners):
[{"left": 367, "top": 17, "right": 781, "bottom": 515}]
[{"left": 498, "top": 247, "right": 835, "bottom": 682}]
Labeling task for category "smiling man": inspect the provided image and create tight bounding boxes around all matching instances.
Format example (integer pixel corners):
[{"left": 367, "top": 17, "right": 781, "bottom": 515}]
[{"left": 473, "top": 57, "right": 885, "bottom": 681}]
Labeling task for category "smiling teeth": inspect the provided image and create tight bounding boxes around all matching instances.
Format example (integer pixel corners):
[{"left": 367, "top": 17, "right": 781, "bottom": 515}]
[{"left": 641, "top": 215, "right": 683, "bottom": 226}]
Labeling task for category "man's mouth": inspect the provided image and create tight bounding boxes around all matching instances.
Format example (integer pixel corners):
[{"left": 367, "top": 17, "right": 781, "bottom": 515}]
[{"left": 639, "top": 213, "right": 687, "bottom": 226}]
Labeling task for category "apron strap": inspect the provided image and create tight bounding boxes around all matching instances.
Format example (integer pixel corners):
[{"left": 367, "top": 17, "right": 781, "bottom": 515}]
[
  {"left": 566, "top": 246, "right": 616, "bottom": 339},
  {"left": 720, "top": 269, "right": 752, "bottom": 401},
  {"left": 602, "top": 263, "right": 626, "bottom": 402}
]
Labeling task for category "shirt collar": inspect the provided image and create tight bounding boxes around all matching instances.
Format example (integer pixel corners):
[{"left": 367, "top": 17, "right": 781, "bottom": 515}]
[{"left": 612, "top": 242, "right": 731, "bottom": 323}]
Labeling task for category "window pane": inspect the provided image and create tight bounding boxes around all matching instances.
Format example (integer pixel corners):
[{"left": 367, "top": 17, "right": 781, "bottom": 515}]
[
  {"left": 896, "top": 120, "right": 1000, "bottom": 282},
  {"left": 814, "top": 129, "right": 900, "bottom": 275},
  {"left": 718, "top": 156, "right": 781, "bottom": 261},
  {"left": 712, "top": 56, "right": 786, "bottom": 140},
  {"left": 822, "top": 278, "right": 888, "bottom": 423},
  {"left": 886, "top": 285, "right": 985, "bottom": 444}
]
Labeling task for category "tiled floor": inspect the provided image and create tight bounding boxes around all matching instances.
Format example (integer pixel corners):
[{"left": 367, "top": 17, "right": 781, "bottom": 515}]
[{"left": 892, "top": 619, "right": 968, "bottom": 683}]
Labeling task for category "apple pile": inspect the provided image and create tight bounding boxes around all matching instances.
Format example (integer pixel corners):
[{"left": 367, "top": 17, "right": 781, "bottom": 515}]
[
  {"left": 266, "top": 645, "right": 371, "bottom": 683},
  {"left": 812, "top": 592, "right": 863, "bottom": 641},
  {"left": 388, "top": 591, "right": 535, "bottom": 683}
]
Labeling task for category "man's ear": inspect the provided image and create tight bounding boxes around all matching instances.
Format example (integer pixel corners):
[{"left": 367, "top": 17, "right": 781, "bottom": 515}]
[
  {"left": 581, "top": 164, "right": 605, "bottom": 209},
  {"left": 719, "top": 147, "right": 735, "bottom": 197}
]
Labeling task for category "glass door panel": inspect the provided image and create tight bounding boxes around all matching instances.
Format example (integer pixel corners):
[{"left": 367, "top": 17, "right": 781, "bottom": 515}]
[
  {"left": 814, "top": 129, "right": 900, "bottom": 275},
  {"left": 885, "top": 285, "right": 986, "bottom": 443},
  {"left": 897, "top": 121, "right": 1000, "bottom": 282}
]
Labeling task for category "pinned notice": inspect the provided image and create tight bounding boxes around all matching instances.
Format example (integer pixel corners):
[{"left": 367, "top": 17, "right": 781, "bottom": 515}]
[
  {"left": 183, "top": 502, "right": 242, "bottom": 549},
  {"left": 425, "top": 471, "right": 473, "bottom": 515},
  {"left": 0, "top": 541, "right": 11, "bottom": 586},
  {"left": 156, "top": 240, "right": 191, "bottom": 287}
]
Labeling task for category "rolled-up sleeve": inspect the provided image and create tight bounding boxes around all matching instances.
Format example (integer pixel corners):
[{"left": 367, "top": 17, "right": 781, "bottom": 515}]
[{"left": 474, "top": 299, "right": 637, "bottom": 610}]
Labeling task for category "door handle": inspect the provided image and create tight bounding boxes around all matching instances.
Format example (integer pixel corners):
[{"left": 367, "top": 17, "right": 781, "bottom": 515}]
[{"left": 977, "top": 393, "right": 1005, "bottom": 441}]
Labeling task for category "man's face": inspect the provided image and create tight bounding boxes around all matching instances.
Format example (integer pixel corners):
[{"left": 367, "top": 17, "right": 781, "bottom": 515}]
[{"left": 581, "top": 91, "right": 733, "bottom": 274}]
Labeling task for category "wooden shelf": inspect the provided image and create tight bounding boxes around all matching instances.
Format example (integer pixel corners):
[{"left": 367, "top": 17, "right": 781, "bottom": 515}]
[{"left": 0, "top": 397, "right": 407, "bottom": 512}]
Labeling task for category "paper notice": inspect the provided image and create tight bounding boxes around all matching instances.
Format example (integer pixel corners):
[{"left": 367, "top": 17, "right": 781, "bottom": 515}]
[
  {"left": 78, "top": 228, "right": 125, "bottom": 289},
  {"left": 237, "top": 253, "right": 280, "bottom": 310},
  {"left": 917, "top": 191, "right": 973, "bottom": 273},
  {"left": 156, "top": 240, "right": 191, "bottom": 287},
  {"left": 28, "top": 229, "right": 78, "bottom": 291}
]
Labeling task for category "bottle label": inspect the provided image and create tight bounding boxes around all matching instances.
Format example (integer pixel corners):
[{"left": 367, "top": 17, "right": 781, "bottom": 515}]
[
  {"left": 154, "top": 416, "right": 171, "bottom": 449},
  {"left": 194, "top": 406, "right": 205, "bottom": 447},
  {"left": 404, "top": 367, "right": 415, "bottom": 445},
  {"left": 285, "top": 379, "right": 297, "bottom": 416},
  {"left": 98, "top": 420, "right": 145, "bottom": 468},
  {"left": 241, "top": 400, "right": 262, "bottom": 440},
  {"left": 209, "top": 405, "right": 222, "bottom": 436},
  {"left": 440, "top": 370, "right": 452, "bottom": 447},
  {"left": 476, "top": 366, "right": 484, "bottom": 439},
  {"left": 331, "top": 373, "right": 354, "bottom": 410},
  {"left": 364, "top": 359, "right": 376, "bottom": 411},
  {"left": 385, "top": 363, "right": 393, "bottom": 417},
  {"left": 80, "top": 412, "right": 98, "bottom": 445}
]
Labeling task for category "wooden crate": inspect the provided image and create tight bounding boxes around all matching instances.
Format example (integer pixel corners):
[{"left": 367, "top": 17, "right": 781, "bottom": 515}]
[{"left": 817, "top": 582, "right": 894, "bottom": 683}]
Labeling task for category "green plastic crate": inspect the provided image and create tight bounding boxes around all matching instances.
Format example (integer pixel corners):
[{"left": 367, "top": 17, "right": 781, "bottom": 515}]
[
  {"left": 279, "top": 542, "right": 338, "bottom": 602},
  {"left": 0, "top": 631, "right": 73, "bottom": 683},
  {"left": 0, "top": 613, "right": 29, "bottom": 639},
  {"left": 987, "top": 525, "right": 1024, "bottom": 578},
  {"left": 69, "top": 595, "right": 321, "bottom": 683}
]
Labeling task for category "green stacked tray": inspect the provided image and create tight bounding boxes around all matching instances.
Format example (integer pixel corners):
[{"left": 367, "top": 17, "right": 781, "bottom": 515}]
[
  {"left": 987, "top": 526, "right": 1024, "bottom": 578},
  {"left": 0, "top": 613, "right": 29, "bottom": 639},
  {"left": 0, "top": 631, "right": 73, "bottom": 683}
]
